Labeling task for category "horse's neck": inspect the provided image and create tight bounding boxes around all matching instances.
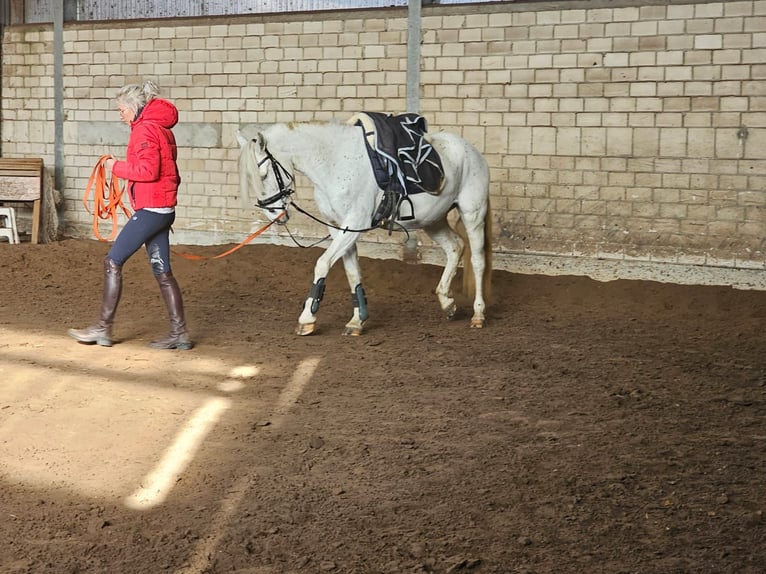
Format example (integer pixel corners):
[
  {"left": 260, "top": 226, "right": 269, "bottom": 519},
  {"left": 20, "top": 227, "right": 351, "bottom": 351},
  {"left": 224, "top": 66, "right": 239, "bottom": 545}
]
[{"left": 266, "top": 122, "right": 358, "bottom": 183}]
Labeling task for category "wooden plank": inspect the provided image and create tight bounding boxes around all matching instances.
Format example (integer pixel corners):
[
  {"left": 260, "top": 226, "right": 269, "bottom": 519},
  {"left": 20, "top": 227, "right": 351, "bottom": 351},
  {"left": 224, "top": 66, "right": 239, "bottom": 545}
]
[
  {"left": 0, "top": 159, "right": 43, "bottom": 179},
  {"left": 9, "top": 0, "right": 24, "bottom": 24},
  {"left": 0, "top": 176, "right": 42, "bottom": 201},
  {"left": 0, "top": 158, "right": 42, "bottom": 164},
  {"left": 0, "top": 158, "right": 43, "bottom": 169},
  {"left": 0, "top": 170, "right": 42, "bottom": 177}
]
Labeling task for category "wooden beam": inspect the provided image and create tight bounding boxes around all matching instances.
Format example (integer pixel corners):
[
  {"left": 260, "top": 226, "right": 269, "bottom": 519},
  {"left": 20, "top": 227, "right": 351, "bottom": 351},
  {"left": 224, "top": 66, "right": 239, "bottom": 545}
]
[{"left": 9, "top": 0, "right": 24, "bottom": 24}]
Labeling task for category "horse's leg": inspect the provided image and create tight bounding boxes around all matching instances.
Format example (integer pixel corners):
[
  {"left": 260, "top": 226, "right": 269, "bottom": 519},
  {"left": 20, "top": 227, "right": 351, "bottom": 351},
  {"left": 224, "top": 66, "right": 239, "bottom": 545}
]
[
  {"left": 340, "top": 245, "right": 367, "bottom": 336},
  {"left": 296, "top": 230, "right": 360, "bottom": 336},
  {"left": 458, "top": 208, "right": 488, "bottom": 328},
  {"left": 422, "top": 220, "right": 463, "bottom": 320}
]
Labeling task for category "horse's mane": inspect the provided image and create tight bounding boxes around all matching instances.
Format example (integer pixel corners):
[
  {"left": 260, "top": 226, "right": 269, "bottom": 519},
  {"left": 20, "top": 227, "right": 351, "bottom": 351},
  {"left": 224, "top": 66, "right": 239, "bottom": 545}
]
[
  {"left": 265, "top": 119, "right": 358, "bottom": 147},
  {"left": 238, "top": 136, "right": 263, "bottom": 209},
  {"left": 285, "top": 118, "right": 336, "bottom": 130}
]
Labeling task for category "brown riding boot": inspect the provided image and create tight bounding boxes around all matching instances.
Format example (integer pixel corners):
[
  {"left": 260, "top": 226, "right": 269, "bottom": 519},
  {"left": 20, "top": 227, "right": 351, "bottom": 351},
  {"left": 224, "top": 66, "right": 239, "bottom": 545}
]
[
  {"left": 149, "top": 271, "right": 193, "bottom": 350},
  {"left": 67, "top": 258, "right": 122, "bottom": 347}
]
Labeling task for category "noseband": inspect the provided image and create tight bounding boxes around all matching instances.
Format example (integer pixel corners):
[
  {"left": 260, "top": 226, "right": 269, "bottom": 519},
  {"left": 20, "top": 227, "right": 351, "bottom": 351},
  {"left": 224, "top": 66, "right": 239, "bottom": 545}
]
[{"left": 256, "top": 146, "right": 294, "bottom": 211}]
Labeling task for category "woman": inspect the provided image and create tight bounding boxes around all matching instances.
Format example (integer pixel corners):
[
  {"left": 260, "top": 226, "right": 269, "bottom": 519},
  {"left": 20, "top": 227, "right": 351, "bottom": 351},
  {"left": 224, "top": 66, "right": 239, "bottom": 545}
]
[{"left": 68, "top": 80, "right": 192, "bottom": 350}]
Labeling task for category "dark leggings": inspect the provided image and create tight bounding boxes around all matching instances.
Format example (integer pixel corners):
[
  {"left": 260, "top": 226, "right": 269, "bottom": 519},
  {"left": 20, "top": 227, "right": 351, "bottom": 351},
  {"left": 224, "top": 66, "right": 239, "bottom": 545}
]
[{"left": 107, "top": 209, "right": 176, "bottom": 276}]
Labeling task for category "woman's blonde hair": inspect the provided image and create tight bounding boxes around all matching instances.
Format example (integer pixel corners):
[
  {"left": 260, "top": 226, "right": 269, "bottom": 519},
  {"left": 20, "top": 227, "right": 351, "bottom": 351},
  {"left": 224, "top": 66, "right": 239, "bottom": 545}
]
[{"left": 116, "top": 80, "right": 160, "bottom": 114}]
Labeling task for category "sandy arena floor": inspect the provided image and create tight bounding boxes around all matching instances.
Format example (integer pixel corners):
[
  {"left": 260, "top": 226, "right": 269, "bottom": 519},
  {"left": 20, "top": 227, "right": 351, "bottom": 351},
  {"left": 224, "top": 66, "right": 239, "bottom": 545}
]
[{"left": 1, "top": 238, "right": 765, "bottom": 574}]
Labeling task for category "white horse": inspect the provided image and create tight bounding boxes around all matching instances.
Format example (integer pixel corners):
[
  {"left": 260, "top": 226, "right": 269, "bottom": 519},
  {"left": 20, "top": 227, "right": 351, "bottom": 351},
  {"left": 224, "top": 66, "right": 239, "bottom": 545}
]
[{"left": 236, "top": 119, "right": 491, "bottom": 336}]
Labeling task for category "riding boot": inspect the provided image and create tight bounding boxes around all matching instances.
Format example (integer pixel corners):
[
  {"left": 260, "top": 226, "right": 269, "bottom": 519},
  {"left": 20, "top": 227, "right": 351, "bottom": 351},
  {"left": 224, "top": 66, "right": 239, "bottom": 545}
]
[
  {"left": 67, "top": 258, "right": 122, "bottom": 347},
  {"left": 149, "top": 272, "right": 193, "bottom": 350}
]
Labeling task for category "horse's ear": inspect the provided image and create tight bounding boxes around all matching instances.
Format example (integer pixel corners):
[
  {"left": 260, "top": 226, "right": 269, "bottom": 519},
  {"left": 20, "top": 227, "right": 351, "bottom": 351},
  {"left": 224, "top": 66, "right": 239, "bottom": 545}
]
[
  {"left": 235, "top": 130, "right": 248, "bottom": 148},
  {"left": 254, "top": 132, "right": 266, "bottom": 152}
]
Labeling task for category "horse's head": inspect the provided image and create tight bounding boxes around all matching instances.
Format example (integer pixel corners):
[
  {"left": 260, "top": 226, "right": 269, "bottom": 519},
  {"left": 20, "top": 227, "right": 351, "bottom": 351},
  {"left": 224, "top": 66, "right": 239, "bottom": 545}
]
[{"left": 236, "top": 129, "right": 291, "bottom": 224}]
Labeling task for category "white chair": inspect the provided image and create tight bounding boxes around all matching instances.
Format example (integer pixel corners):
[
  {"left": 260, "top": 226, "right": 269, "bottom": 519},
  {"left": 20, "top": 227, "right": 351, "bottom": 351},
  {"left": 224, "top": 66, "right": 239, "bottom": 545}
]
[{"left": 0, "top": 206, "right": 20, "bottom": 244}]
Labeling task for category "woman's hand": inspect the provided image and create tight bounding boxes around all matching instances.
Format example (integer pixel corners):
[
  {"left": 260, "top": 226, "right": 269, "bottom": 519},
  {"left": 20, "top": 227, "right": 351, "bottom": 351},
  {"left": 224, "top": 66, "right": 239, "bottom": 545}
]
[{"left": 105, "top": 157, "right": 116, "bottom": 171}]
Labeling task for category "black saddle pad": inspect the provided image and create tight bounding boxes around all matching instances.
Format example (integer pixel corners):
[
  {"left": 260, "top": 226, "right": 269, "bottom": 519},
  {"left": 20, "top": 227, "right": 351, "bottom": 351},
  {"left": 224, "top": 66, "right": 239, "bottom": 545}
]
[{"left": 351, "top": 112, "right": 445, "bottom": 196}]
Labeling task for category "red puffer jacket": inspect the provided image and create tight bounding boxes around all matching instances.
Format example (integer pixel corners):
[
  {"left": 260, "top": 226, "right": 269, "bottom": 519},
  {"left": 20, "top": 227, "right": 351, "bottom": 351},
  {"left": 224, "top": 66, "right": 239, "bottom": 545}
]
[{"left": 112, "top": 98, "right": 181, "bottom": 210}]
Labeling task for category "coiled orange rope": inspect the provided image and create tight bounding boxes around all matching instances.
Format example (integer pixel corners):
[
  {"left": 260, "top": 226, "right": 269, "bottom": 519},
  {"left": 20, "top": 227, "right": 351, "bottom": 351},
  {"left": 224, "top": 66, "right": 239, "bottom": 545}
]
[{"left": 82, "top": 154, "right": 132, "bottom": 242}]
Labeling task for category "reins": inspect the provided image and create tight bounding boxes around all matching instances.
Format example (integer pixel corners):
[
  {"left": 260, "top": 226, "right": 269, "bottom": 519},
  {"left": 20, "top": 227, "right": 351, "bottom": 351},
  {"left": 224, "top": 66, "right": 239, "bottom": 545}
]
[
  {"left": 257, "top": 146, "right": 411, "bottom": 245},
  {"left": 290, "top": 200, "right": 405, "bottom": 235},
  {"left": 82, "top": 155, "right": 132, "bottom": 242}
]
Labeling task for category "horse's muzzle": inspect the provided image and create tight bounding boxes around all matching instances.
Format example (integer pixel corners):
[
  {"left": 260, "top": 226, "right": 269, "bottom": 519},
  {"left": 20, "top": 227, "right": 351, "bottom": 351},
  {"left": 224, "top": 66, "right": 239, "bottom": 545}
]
[{"left": 273, "top": 209, "right": 289, "bottom": 225}]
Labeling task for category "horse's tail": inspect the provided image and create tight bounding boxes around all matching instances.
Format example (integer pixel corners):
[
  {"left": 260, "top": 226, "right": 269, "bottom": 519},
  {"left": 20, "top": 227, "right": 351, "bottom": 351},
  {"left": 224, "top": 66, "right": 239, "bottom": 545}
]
[
  {"left": 481, "top": 202, "right": 494, "bottom": 302},
  {"left": 458, "top": 199, "right": 493, "bottom": 303}
]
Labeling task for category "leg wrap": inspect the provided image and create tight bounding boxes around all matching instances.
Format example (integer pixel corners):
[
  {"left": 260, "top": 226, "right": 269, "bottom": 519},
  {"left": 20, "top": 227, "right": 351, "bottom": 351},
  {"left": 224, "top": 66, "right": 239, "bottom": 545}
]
[
  {"left": 351, "top": 284, "right": 368, "bottom": 321},
  {"left": 309, "top": 277, "right": 326, "bottom": 314}
]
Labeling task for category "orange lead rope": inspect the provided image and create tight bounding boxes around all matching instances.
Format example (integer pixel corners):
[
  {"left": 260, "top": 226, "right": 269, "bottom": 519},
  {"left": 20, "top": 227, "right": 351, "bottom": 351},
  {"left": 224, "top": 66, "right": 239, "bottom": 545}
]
[
  {"left": 172, "top": 211, "right": 285, "bottom": 260},
  {"left": 83, "top": 154, "right": 282, "bottom": 258},
  {"left": 83, "top": 154, "right": 132, "bottom": 242}
]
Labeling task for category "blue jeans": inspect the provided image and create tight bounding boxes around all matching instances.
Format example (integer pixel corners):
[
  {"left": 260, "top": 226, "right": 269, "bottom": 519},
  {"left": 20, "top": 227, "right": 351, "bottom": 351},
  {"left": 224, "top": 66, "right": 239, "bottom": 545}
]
[{"left": 107, "top": 209, "right": 176, "bottom": 276}]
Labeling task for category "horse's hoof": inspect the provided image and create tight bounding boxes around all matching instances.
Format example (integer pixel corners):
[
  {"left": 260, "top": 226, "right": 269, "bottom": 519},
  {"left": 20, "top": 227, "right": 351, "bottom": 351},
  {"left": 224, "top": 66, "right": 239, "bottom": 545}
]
[
  {"left": 296, "top": 323, "right": 316, "bottom": 336},
  {"left": 343, "top": 326, "right": 363, "bottom": 336},
  {"left": 470, "top": 318, "right": 485, "bottom": 329}
]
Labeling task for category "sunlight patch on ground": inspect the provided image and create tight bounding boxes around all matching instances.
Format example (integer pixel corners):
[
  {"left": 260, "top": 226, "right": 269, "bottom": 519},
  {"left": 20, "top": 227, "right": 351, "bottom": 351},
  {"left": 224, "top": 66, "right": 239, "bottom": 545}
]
[
  {"left": 0, "top": 326, "right": 254, "bottom": 506},
  {"left": 177, "top": 356, "right": 320, "bottom": 574},
  {"left": 0, "top": 325, "right": 321, "bottom": 568},
  {"left": 0, "top": 326, "right": 251, "bottom": 383},
  {"left": 216, "top": 364, "right": 260, "bottom": 392},
  {"left": 229, "top": 365, "right": 259, "bottom": 378},
  {"left": 0, "top": 362, "right": 206, "bottom": 499},
  {"left": 125, "top": 396, "right": 232, "bottom": 510},
  {"left": 274, "top": 356, "right": 320, "bottom": 416}
]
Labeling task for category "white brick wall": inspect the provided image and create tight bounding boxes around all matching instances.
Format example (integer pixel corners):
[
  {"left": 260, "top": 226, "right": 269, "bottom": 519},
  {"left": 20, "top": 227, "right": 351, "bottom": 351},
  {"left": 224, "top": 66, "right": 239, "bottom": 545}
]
[{"left": 2, "top": 1, "right": 765, "bottom": 284}]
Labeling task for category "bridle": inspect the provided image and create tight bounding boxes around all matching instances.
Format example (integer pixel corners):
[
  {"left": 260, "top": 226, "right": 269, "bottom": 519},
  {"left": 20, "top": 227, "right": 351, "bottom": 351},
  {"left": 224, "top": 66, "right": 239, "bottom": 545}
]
[{"left": 255, "top": 146, "right": 294, "bottom": 222}]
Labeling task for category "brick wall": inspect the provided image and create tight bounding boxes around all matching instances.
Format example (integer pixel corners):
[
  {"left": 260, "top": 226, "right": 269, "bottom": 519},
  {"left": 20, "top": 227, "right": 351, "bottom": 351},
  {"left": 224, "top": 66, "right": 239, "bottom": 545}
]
[{"left": 2, "top": 1, "right": 765, "bottom": 286}]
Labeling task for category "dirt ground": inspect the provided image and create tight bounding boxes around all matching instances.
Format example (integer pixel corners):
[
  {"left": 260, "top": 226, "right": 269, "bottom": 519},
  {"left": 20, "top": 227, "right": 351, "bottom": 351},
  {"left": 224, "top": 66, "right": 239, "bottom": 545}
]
[{"left": 0, "top": 237, "right": 765, "bottom": 574}]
